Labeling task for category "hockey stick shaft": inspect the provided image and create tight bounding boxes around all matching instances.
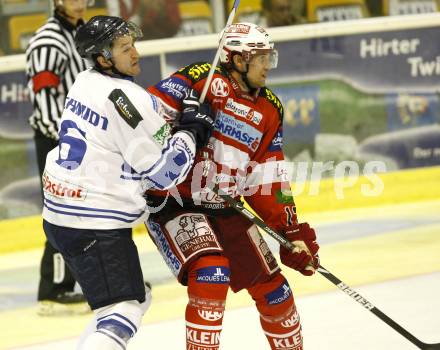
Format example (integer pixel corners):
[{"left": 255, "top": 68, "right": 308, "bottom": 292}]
[
  {"left": 199, "top": 0, "right": 240, "bottom": 103},
  {"left": 214, "top": 187, "right": 440, "bottom": 350}
]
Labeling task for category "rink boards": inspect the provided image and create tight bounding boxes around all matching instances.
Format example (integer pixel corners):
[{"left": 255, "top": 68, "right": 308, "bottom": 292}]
[{"left": 1, "top": 166, "right": 440, "bottom": 254}]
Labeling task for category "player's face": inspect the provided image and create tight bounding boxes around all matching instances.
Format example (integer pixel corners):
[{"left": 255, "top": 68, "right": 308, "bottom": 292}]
[
  {"left": 61, "top": 0, "right": 87, "bottom": 23},
  {"left": 246, "top": 53, "right": 272, "bottom": 88},
  {"left": 111, "top": 36, "right": 140, "bottom": 77}
]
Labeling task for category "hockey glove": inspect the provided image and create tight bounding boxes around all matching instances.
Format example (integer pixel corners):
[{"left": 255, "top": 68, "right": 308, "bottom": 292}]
[
  {"left": 173, "top": 88, "right": 215, "bottom": 149},
  {"left": 280, "top": 223, "right": 320, "bottom": 276}
]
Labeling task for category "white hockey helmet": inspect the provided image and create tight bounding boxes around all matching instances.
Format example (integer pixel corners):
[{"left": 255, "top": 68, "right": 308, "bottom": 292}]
[{"left": 219, "top": 22, "right": 278, "bottom": 69}]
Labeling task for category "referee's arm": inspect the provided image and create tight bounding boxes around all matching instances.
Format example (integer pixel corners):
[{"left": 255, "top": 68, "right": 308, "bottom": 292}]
[{"left": 28, "top": 45, "right": 67, "bottom": 140}]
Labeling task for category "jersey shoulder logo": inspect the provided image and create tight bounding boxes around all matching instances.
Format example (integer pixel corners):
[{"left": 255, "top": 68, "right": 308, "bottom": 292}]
[
  {"left": 261, "top": 87, "right": 284, "bottom": 121},
  {"left": 108, "top": 89, "right": 143, "bottom": 129},
  {"left": 178, "top": 62, "right": 224, "bottom": 84},
  {"left": 153, "top": 123, "right": 171, "bottom": 145}
]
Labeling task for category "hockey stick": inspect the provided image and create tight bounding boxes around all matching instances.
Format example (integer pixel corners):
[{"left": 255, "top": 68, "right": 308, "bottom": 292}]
[
  {"left": 198, "top": 0, "right": 240, "bottom": 103},
  {"left": 214, "top": 186, "right": 440, "bottom": 350}
]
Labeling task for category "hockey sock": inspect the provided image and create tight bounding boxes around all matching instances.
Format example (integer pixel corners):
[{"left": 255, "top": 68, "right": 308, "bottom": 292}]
[
  {"left": 186, "top": 255, "right": 230, "bottom": 350},
  {"left": 248, "top": 273, "right": 303, "bottom": 350},
  {"left": 78, "top": 289, "right": 151, "bottom": 350}
]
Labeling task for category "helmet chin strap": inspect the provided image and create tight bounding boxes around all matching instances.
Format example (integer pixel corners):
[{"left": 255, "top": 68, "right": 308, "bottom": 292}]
[
  {"left": 110, "top": 62, "right": 131, "bottom": 79},
  {"left": 241, "top": 68, "right": 257, "bottom": 93},
  {"left": 231, "top": 55, "right": 257, "bottom": 93}
]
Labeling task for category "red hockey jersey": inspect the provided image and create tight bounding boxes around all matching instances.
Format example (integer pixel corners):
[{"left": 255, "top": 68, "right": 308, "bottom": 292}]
[{"left": 147, "top": 62, "right": 297, "bottom": 232}]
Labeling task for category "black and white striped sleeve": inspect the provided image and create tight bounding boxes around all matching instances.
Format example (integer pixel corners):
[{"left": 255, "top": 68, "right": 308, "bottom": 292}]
[{"left": 27, "top": 42, "right": 67, "bottom": 139}]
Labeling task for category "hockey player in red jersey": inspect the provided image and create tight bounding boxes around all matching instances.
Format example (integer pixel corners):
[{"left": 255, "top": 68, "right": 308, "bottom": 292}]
[{"left": 145, "top": 22, "right": 320, "bottom": 350}]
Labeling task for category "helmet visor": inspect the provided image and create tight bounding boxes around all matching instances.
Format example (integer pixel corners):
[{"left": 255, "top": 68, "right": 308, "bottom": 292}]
[
  {"left": 246, "top": 49, "right": 279, "bottom": 69},
  {"left": 111, "top": 21, "right": 143, "bottom": 43},
  {"left": 101, "top": 21, "right": 143, "bottom": 59}
]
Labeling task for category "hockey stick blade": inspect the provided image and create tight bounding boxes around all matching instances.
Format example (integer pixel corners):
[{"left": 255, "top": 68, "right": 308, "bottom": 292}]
[
  {"left": 199, "top": 0, "right": 240, "bottom": 103},
  {"left": 317, "top": 266, "right": 440, "bottom": 350},
  {"left": 213, "top": 186, "right": 440, "bottom": 350},
  {"left": 423, "top": 345, "right": 440, "bottom": 350}
]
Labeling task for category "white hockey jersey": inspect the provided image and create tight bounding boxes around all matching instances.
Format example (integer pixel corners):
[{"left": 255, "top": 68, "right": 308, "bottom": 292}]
[{"left": 42, "top": 68, "right": 195, "bottom": 229}]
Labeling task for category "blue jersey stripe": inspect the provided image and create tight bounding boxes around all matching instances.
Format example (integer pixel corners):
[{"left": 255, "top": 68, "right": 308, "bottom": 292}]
[
  {"left": 44, "top": 203, "right": 140, "bottom": 223},
  {"left": 44, "top": 198, "right": 143, "bottom": 218}
]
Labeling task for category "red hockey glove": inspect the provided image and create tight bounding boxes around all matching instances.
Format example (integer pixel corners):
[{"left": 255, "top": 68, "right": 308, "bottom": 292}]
[{"left": 280, "top": 223, "right": 320, "bottom": 276}]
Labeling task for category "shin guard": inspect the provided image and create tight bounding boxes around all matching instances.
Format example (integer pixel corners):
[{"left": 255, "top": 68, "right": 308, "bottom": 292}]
[
  {"left": 186, "top": 255, "right": 230, "bottom": 350},
  {"left": 248, "top": 273, "right": 303, "bottom": 350}
]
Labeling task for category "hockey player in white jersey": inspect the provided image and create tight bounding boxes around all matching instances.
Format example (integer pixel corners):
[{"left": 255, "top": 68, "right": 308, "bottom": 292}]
[{"left": 41, "top": 16, "right": 215, "bottom": 349}]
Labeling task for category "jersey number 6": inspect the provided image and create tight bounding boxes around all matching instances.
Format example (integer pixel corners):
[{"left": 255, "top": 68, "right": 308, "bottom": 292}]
[{"left": 56, "top": 120, "right": 87, "bottom": 170}]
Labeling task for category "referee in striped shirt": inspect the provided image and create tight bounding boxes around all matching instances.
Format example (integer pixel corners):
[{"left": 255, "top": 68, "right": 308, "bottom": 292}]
[{"left": 26, "top": 0, "right": 91, "bottom": 316}]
